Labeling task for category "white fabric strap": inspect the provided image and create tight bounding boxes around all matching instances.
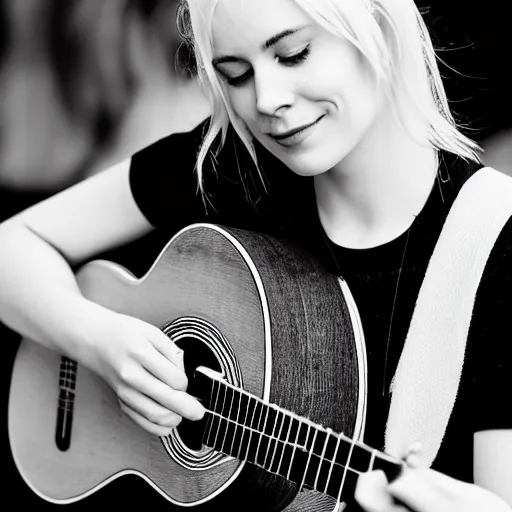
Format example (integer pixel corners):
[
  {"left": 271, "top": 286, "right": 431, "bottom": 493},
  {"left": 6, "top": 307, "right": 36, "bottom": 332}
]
[{"left": 385, "top": 167, "right": 512, "bottom": 467}]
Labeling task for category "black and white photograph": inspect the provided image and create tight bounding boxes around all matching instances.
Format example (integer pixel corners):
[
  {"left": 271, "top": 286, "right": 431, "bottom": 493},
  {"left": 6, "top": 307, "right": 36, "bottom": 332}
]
[{"left": 0, "top": 1, "right": 511, "bottom": 510}]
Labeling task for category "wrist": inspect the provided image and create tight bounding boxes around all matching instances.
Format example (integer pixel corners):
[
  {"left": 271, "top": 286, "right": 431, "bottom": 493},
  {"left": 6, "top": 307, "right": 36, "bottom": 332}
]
[{"left": 52, "top": 295, "right": 118, "bottom": 366}]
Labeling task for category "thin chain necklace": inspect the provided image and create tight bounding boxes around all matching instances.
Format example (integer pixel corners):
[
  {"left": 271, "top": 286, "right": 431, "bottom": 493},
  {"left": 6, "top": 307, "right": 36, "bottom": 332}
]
[
  {"left": 321, "top": 213, "right": 417, "bottom": 398},
  {"left": 382, "top": 218, "right": 415, "bottom": 397},
  {"left": 320, "top": 156, "right": 439, "bottom": 400}
]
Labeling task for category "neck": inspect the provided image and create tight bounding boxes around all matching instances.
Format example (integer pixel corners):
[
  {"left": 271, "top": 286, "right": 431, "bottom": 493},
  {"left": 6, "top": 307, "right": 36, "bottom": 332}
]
[
  {"left": 314, "top": 106, "right": 438, "bottom": 249},
  {"left": 195, "top": 367, "right": 403, "bottom": 501}
]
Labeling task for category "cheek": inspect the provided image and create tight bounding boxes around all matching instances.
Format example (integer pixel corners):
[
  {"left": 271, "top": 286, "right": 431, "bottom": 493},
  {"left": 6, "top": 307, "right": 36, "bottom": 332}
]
[
  {"left": 225, "top": 88, "right": 257, "bottom": 126},
  {"left": 306, "top": 41, "right": 374, "bottom": 104},
  {"left": 317, "top": 62, "right": 380, "bottom": 130}
]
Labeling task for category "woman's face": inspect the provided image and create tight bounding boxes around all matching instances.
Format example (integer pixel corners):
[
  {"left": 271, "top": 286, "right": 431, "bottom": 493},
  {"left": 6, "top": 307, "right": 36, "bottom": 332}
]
[{"left": 211, "top": 0, "right": 384, "bottom": 176}]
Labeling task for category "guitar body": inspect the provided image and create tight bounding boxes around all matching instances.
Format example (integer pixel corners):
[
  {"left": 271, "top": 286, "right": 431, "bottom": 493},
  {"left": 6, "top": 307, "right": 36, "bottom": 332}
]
[{"left": 8, "top": 224, "right": 367, "bottom": 511}]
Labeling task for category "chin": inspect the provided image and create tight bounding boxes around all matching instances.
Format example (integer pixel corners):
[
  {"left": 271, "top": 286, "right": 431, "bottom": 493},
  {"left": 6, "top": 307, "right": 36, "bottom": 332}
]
[{"left": 280, "top": 148, "right": 347, "bottom": 178}]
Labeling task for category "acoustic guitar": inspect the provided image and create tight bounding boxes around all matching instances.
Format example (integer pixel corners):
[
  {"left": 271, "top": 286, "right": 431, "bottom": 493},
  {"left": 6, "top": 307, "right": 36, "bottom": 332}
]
[{"left": 8, "top": 223, "right": 403, "bottom": 511}]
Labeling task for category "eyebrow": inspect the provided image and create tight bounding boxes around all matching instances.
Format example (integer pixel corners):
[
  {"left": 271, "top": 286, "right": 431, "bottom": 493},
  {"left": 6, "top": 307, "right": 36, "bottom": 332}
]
[
  {"left": 212, "top": 25, "right": 308, "bottom": 66},
  {"left": 262, "top": 26, "right": 307, "bottom": 50}
]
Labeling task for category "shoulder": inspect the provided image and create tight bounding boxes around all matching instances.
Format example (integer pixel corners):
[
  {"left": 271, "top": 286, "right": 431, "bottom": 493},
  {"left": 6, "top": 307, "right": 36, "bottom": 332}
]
[
  {"left": 127, "top": 118, "right": 289, "bottom": 230},
  {"left": 465, "top": 166, "right": 512, "bottom": 294},
  {"left": 128, "top": 118, "right": 213, "bottom": 229},
  {"left": 129, "top": 117, "right": 256, "bottom": 186},
  {"left": 468, "top": 166, "right": 512, "bottom": 280},
  {"left": 469, "top": 168, "right": 512, "bottom": 374},
  {"left": 448, "top": 162, "right": 512, "bottom": 357},
  {"left": 470, "top": 209, "right": 512, "bottom": 431},
  {"left": 464, "top": 169, "right": 512, "bottom": 433},
  {"left": 131, "top": 117, "right": 211, "bottom": 169}
]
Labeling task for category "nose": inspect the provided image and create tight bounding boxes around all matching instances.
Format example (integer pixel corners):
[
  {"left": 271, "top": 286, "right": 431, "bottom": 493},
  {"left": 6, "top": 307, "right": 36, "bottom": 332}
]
[{"left": 254, "top": 65, "right": 295, "bottom": 117}]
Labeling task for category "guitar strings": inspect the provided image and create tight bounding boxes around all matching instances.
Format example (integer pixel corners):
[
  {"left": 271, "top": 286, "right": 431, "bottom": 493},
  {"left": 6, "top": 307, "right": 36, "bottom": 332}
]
[
  {"left": 204, "top": 408, "right": 376, "bottom": 478},
  {"left": 201, "top": 371, "right": 401, "bottom": 465}
]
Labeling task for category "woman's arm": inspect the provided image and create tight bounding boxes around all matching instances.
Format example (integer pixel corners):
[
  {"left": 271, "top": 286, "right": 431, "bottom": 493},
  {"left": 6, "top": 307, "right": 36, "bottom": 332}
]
[
  {"left": 0, "top": 158, "right": 151, "bottom": 353},
  {"left": 355, "top": 440, "right": 512, "bottom": 511},
  {"left": 474, "top": 430, "right": 512, "bottom": 505},
  {"left": 0, "top": 159, "right": 204, "bottom": 435}
]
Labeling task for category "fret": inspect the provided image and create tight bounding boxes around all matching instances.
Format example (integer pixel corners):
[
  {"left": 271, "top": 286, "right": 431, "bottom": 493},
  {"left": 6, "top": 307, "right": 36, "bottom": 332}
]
[
  {"left": 288, "top": 419, "right": 311, "bottom": 485},
  {"left": 274, "top": 414, "right": 293, "bottom": 476},
  {"left": 219, "top": 387, "right": 236, "bottom": 453},
  {"left": 312, "top": 429, "right": 329, "bottom": 454},
  {"left": 202, "top": 383, "right": 215, "bottom": 447},
  {"left": 336, "top": 438, "right": 357, "bottom": 503},
  {"left": 205, "top": 380, "right": 223, "bottom": 447},
  {"left": 264, "top": 408, "right": 285, "bottom": 470},
  {"left": 59, "top": 376, "right": 76, "bottom": 388},
  {"left": 297, "top": 420, "right": 310, "bottom": 447},
  {"left": 255, "top": 408, "right": 271, "bottom": 467},
  {"left": 348, "top": 442, "right": 374, "bottom": 472},
  {"left": 261, "top": 407, "right": 278, "bottom": 467},
  {"left": 239, "top": 393, "right": 253, "bottom": 458},
  {"left": 313, "top": 428, "right": 332, "bottom": 491},
  {"left": 201, "top": 378, "right": 218, "bottom": 446},
  {"left": 246, "top": 397, "right": 265, "bottom": 464},
  {"left": 326, "top": 457, "right": 358, "bottom": 499},
  {"left": 206, "top": 371, "right": 216, "bottom": 407},
  {"left": 305, "top": 454, "right": 322, "bottom": 490},
  {"left": 237, "top": 395, "right": 258, "bottom": 461},
  {"left": 321, "top": 431, "right": 342, "bottom": 494},
  {"left": 288, "top": 442, "right": 308, "bottom": 484},
  {"left": 58, "top": 382, "right": 75, "bottom": 393},
  {"left": 303, "top": 427, "right": 331, "bottom": 490},
  {"left": 213, "top": 379, "right": 227, "bottom": 414},
  {"left": 243, "top": 399, "right": 264, "bottom": 464},
  {"left": 57, "top": 389, "right": 75, "bottom": 412},
  {"left": 253, "top": 400, "right": 265, "bottom": 431},
  {"left": 244, "top": 420, "right": 263, "bottom": 465},
  {"left": 231, "top": 393, "right": 248, "bottom": 458},
  {"left": 297, "top": 425, "right": 314, "bottom": 490},
  {"left": 202, "top": 411, "right": 215, "bottom": 447},
  {"left": 269, "top": 412, "right": 289, "bottom": 474},
  {"left": 59, "top": 356, "right": 77, "bottom": 392},
  {"left": 285, "top": 418, "right": 308, "bottom": 482},
  {"left": 212, "top": 381, "right": 229, "bottom": 449},
  {"left": 262, "top": 407, "right": 276, "bottom": 435},
  {"left": 211, "top": 416, "right": 229, "bottom": 452}
]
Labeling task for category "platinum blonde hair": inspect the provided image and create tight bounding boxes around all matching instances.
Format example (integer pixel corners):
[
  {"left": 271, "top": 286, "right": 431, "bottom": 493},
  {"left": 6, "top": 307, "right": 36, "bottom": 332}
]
[{"left": 177, "top": 0, "right": 482, "bottom": 190}]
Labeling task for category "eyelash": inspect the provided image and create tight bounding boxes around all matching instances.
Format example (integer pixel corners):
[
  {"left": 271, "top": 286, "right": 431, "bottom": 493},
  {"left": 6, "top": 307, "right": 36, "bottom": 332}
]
[{"left": 225, "top": 45, "right": 311, "bottom": 87}]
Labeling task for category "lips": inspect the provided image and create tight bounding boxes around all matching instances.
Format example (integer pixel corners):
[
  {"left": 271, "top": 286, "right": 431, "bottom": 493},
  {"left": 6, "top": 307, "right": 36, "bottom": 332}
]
[{"left": 266, "top": 115, "right": 324, "bottom": 147}]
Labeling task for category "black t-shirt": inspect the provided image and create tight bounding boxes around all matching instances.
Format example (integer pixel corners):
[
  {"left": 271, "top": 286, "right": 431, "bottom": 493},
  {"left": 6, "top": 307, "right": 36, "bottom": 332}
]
[{"left": 129, "top": 119, "right": 512, "bottom": 485}]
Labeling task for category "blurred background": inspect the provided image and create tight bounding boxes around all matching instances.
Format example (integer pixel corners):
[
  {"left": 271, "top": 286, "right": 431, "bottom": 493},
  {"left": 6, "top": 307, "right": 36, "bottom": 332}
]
[{"left": 1, "top": 0, "right": 510, "bottom": 509}]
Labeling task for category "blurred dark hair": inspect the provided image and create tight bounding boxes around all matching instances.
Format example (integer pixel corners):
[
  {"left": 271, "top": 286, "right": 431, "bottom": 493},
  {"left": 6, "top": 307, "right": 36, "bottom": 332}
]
[
  {"left": 0, "top": 0, "right": 7, "bottom": 68},
  {"left": 0, "top": 0, "right": 199, "bottom": 188},
  {"left": 48, "top": 0, "right": 192, "bottom": 157}
]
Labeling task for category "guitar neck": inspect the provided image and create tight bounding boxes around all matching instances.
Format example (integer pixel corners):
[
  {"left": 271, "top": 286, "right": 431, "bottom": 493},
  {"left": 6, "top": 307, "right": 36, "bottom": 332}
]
[{"left": 195, "top": 368, "right": 403, "bottom": 501}]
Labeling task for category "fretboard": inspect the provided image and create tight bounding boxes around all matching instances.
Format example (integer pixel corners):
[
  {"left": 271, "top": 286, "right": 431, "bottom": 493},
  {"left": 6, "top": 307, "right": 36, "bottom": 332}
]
[{"left": 195, "top": 368, "right": 403, "bottom": 501}]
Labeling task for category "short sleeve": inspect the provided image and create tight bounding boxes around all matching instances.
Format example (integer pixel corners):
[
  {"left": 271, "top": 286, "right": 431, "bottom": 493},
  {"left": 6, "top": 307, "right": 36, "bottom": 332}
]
[
  {"left": 129, "top": 119, "right": 210, "bottom": 229},
  {"left": 473, "top": 216, "right": 512, "bottom": 432}
]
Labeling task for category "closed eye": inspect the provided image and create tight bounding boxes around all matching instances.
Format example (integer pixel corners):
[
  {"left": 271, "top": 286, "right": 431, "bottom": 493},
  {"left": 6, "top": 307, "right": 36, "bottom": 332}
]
[
  {"left": 278, "top": 45, "right": 310, "bottom": 66},
  {"left": 222, "top": 69, "right": 254, "bottom": 87},
  {"left": 218, "top": 44, "right": 311, "bottom": 88}
]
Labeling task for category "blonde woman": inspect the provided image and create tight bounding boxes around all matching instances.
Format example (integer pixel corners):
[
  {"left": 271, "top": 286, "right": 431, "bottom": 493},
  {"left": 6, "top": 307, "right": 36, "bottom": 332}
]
[{"left": 0, "top": 0, "right": 510, "bottom": 510}]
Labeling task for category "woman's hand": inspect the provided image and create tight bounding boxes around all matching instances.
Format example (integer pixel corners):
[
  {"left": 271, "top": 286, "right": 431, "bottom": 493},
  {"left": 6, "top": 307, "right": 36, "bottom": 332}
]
[
  {"left": 355, "top": 446, "right": 511, "bottom": 512},
  {"left": 81, "top": 310, "right": 205, "bottom": 437}
]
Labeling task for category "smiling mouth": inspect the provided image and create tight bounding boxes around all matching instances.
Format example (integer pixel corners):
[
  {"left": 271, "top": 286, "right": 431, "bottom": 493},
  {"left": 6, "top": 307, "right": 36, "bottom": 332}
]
[{"left": 268, "top": 115, "right": 325, "bottom": 146}]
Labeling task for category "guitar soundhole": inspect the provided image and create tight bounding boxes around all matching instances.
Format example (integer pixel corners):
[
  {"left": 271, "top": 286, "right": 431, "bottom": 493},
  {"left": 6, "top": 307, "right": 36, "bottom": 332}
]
[
  {"left": 174, "top": 337, "right": 221, "bottom": 451},
  {"left": 161, "top": 316, "right": 243, "bottom": 470}
]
